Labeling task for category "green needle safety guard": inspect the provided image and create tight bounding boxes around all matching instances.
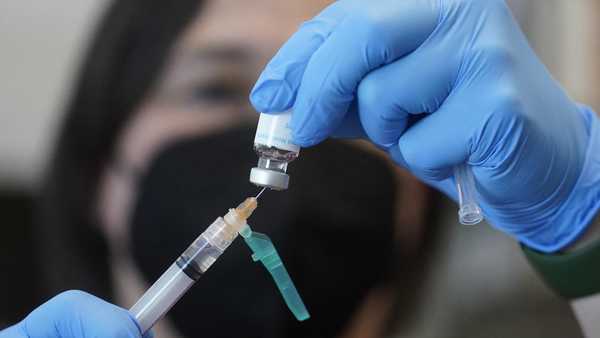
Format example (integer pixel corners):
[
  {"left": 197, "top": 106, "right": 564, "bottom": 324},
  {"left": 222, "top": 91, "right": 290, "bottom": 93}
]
[{"left": 239, "top": 225, "right": 310, "bottom": 321}]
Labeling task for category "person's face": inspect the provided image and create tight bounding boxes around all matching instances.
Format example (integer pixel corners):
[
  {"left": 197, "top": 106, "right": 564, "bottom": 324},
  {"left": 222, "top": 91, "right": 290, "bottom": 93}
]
[
  {"left": 96, "top": 1, "right": 427, "bottom": 337},
  {"left": 98, "top": 0, "right": 333, "bottom": 246}
]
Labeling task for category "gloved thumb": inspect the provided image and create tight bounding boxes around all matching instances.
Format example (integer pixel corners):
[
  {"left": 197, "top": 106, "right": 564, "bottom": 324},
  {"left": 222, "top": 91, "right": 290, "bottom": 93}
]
[
  {"left": 390, "top": 95, "right": 474, "bottom": 182},
  {"left": 356, "top": 45, "right": 456, "bottom": 147}
]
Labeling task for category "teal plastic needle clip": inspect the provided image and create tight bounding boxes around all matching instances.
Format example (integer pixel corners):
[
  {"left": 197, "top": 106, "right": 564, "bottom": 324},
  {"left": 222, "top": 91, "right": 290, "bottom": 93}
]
[{"left": 239, "top": 224, "right": 310, "bottom": 321}]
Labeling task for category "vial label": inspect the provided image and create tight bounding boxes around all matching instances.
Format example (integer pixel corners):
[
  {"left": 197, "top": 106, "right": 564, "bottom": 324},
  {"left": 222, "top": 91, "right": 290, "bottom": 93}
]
[{"left": 254, "top": 112, "right": 300, "bottom": 152}]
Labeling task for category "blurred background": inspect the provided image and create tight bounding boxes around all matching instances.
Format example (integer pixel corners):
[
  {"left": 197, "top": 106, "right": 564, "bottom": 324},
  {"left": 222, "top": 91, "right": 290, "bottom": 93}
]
[{"left": 0, "top": 0, "right": 598, "bottom": 337}]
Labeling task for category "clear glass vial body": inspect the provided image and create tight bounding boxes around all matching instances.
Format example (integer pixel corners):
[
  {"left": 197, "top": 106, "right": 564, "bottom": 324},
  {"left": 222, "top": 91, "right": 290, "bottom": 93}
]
[
  {"left": 250, "top": 112, "right": 300, "bottom": 190},
  {"left": 254, "top": 144, "right": 299, "bottom": 172}
]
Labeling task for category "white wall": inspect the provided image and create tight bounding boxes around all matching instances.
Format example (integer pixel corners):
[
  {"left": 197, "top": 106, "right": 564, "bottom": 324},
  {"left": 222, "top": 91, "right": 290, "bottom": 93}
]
[
  {"left": 512, "top": 0, "right": 599, "bottom": 110},
  {"left": 558, "top": 1, "right": 600, "bottom": 110},
  {"left": 0, "top": 0, "right": 107, "bottom": 190}
]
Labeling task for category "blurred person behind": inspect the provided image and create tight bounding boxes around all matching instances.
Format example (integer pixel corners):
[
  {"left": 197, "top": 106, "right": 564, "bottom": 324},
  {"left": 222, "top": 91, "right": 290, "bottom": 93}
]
[
  {"left": 1, "top": 0, "right": 596, "bottom": 336},
  {"left": 36, "top": 0, "right": 431, "bottom": 337}
]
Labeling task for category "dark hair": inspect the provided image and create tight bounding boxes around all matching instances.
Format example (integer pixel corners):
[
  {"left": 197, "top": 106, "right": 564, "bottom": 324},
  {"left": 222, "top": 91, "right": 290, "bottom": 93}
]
[{"left": 38, "top": 0, "right": 204, "bottom": 300}]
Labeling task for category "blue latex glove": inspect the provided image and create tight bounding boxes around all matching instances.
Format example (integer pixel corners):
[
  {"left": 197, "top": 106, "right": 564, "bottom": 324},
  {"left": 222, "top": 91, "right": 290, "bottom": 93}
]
[
  {"left": 0, "top": 290, "right": 152, "bottom": 338},
  {"left": 250, "top": 0, "right": 600, "bottom": 252}
]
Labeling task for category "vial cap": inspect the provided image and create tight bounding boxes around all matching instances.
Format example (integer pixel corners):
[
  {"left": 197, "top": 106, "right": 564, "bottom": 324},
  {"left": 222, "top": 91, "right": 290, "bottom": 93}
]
[{"left": 249, "top": 167, "right": 289, "bottom": 190}]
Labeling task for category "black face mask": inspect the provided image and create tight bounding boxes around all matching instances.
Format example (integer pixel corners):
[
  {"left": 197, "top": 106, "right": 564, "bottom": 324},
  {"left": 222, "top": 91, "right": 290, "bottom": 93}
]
[{"left": 130, "top": 124, "right": 397, "bottom": 338}]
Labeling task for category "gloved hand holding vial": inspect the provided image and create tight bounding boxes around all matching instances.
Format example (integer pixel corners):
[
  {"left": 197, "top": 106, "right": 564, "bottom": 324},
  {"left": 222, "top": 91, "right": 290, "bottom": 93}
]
[{"left": 249, "top": 0, "right": 600, "bottom": 253}]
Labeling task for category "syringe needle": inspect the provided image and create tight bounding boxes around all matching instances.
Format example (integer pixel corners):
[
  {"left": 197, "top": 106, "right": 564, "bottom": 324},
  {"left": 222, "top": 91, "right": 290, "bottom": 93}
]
[{"left": 255, "top": 187, "right": 267, "bottom": 199}]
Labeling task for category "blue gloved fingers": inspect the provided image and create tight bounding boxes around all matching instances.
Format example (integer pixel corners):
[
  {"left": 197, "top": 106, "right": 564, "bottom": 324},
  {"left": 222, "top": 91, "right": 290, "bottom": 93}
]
[
  {"left": 356, "top": 47, "right": 457, "bottom": 147},
  {"left": 20, "top": 290, "right": 144, "bottom": 338},
  {"left": 394, "top": 95, "right": 473, "bottom": 182},
  {"left": 289, "top": 1, "right": 439, "bottom": 146},
  {"left": 389, "top": 142, "right": 459, "bottom": 199},
  {"left": 250, "top": 0, "right": 600, "bottom": 252},
  {"left": 330, "top": 102, "right": 368, "bottom": 139},
  {"left": 249, "top": 2, "right": 346, "bottom": 113},
  {"left": 0, "top": 324, "right": 27, "bottom": 338}
]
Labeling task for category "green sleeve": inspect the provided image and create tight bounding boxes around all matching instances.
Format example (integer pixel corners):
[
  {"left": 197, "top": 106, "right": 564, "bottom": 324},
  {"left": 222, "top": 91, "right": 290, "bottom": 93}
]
[{"left": 522, "top": 239, "right": 600, "bottom": 299}]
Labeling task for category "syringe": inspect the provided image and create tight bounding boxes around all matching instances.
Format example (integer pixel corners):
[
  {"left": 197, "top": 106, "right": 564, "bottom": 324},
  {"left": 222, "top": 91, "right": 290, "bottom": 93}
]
[
  {"left": 130, "top": 197, "right": 259, "bottom": 334},
  {"left": 454, "top": 164, "right": 483, "bottom": 225}
]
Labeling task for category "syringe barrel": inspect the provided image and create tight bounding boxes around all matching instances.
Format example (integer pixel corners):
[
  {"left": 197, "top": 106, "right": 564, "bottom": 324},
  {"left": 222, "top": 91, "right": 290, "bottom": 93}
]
[
  {"left": 130, "top": 217, "right": 234, "bottom": 333},
  {"left": 130, "top": 263, "right": 194, "bottom": 333},
  {"left": 454, "top": 164, "right": 484, "bottom": 225}
]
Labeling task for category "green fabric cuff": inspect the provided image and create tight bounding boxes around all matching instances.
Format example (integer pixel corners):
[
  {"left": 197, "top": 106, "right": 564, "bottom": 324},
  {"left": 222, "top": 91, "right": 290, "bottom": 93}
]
[{"left": 522, "top": 239, "right": 600, "bottom": 299}]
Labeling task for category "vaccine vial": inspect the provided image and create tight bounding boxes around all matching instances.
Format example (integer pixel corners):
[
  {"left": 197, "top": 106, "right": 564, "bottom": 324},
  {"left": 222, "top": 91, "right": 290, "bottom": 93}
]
[{"left": 250, "top": 111, "right": 300, "bottom": 190}]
